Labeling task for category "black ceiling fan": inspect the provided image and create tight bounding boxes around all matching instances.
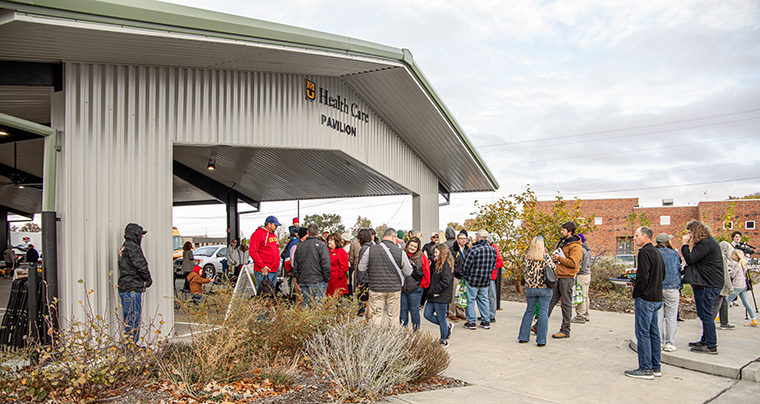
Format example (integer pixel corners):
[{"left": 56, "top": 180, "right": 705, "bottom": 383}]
[{"left": 0, "top": 142, "right": 43, "bottom": 189}]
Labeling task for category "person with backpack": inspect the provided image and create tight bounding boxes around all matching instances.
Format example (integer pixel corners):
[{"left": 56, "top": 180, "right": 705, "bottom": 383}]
[{"left": 117, "top": 223, "right": 152, "bottom": 345}]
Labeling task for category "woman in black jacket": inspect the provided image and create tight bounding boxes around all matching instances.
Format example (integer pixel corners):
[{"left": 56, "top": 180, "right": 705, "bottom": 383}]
[
  {"left": 681, "top": 221, "right": 723, "bottom": 354},
  {"left": 424, "top": 244, "right": 455, "bottom": 348}
]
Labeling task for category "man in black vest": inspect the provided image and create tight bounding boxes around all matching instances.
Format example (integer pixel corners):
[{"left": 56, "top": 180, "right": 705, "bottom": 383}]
[{"left": 358, "top": 227, "right": 413, "bottom": 326}]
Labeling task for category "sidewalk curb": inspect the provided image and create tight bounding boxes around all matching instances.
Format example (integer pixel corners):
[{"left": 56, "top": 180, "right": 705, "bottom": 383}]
[{"left": 629, "top": 338, "right": 754, "bottom": 380}]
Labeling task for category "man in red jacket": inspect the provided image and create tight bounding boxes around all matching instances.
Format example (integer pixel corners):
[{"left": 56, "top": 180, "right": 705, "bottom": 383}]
[{"left": 249, "top": 216, "right": 282, "bottom": 291}]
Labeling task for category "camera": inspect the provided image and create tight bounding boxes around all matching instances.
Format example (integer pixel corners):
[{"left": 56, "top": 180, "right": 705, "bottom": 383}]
[{"left": 735, "top": 242, "right": 755, "bottom": 256}]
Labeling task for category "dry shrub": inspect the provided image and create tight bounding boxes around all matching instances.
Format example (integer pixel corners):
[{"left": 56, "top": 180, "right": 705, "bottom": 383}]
[
  {"left": 306, "top": 319, "right": 448, "bottom": 403},
  {"left": 590, "top": 256, "right": 625, "bottom": 292},
  {"left": 163, "top": 285, "right": 361, "bottom": 397},
  {"left": 408, "top": 330, "right": 450, "bottom": 382},
  {"left": 250, "top": 295, "right": 360, "bottom": 361},
  {"left": 0, "top": 284, "right": 168, "bottom": 403}
]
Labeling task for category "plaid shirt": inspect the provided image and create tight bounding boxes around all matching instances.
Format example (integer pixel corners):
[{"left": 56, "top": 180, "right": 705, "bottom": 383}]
[{"left": 462, "top": 239, "right": 497, "bottom": 288}]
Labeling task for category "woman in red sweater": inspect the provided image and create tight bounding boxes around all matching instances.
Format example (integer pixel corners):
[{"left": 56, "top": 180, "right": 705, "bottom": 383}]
[{"left": 326, "top": 233, "right": 349, "bottom": 297}]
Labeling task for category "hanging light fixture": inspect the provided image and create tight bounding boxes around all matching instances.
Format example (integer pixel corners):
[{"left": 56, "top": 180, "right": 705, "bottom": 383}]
[
  {"left": 0, "top": 126, "right": 8, "bottom": 136},
  {"left": 207, "top": 158, "right": 216, "bottom": 170}
]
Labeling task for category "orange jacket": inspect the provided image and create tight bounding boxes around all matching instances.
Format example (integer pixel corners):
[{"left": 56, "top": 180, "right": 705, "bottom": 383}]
[
  {"left": 187, "top": 271, "right": 211, "bottom": 293},
  {"left": 555, "top": 240, "right": 583, "bottom": 278}
]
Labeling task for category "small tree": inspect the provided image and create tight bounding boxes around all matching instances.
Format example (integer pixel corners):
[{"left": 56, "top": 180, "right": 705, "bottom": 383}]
[
  {"left": 350, "top": 216, "right": 372, "bottom": 237},
  {"left": 16, "top": 222, "right": 41, "bottom": 232},
  {"left": 446, "top": 222, "right": 463, "bottom": 231},
  {"left": 473, "top": 186, "right": 596, "bottom": 292},
  {"left": 303, "top": 213, "right": 346, "bottom": 234},
  {"left": 375, "top": 223, "right": 388, "bottom": 238}
]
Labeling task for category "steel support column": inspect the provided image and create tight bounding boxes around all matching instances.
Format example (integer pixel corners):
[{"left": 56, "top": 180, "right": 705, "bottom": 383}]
[{"left": 226, "top": 190, "right": 239, "bottom": 245}]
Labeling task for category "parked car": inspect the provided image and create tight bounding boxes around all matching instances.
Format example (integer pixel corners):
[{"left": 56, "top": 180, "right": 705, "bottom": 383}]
[{"left": 173, "top": 244, "right": 227, "bottom": 280}]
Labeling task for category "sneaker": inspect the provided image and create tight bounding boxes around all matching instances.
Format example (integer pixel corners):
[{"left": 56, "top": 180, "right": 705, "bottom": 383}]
[
  {"left": 688, "top": 341, "right": 706, "bottom": 348},
  {"left": 518, "top": 340, "right": 528, "bottom": 343},
  {"left": 572, "top": 317, "right": 586, "bottom": 324},
  {"left": 447, "top": 323, "right": 454, "bottom": 339},
  {"left": 720, "top": 324, "right": 736, "bottom": 330},
  {"left": 531, "top": 324, "right": 537, "bottom": 334},
  {"left": 537, "top": 343, "right": 546, "bottom": 347},
  {"left": 653, "top": 369, "right": 662, "bottom": 378},
  {"left": 690, "top": 345, "right": 718, "bottom": 355},
  {"left": 464, "top": 322, "right": 477, "bottom": 330},
  {"left": 440, "top": 340, "right": 449, "bottom": 348},
  {"left": 662, "top": 343, "right": 677, "bottom": 352},
  {"left": 490, "top": 317, "right": 496, "bottom": 323},
  {"left": 746, "top": 319, "right": 759, "bottom": 327},
  {"left": 624, "top": 369, "right": 654, "bottom": 380},
  {"left": 479, "top": 321, "right": 491, "bottom": 329}
]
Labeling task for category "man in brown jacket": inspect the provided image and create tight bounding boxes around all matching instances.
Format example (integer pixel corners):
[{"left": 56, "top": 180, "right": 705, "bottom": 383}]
[{"left": 547, "top": 221, "right": 583, "bottom": 339}]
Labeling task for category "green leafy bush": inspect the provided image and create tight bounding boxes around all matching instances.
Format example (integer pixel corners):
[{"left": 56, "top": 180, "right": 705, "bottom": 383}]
[{"left": 591, "top": 256, "right": 625, "bottom": 292}]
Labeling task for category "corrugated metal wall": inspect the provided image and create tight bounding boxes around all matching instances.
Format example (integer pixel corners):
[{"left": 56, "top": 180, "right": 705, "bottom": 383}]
[
  {"left": 60, "top": 63, "right": 174, "bottom": 332},
  {"left": 58, "top": 62, "right": 438, "bottom": 330}
]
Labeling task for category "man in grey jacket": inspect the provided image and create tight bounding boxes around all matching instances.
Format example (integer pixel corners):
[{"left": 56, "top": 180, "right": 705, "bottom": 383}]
[
  {"left": 573, "top": 234, "right": 593, "bottom": 323},
  {"left": 293, "top": 224, "right": 331, "bottom": 306},
  {"left": 358, "top": 227, "right": 413, "bottom": 325}
]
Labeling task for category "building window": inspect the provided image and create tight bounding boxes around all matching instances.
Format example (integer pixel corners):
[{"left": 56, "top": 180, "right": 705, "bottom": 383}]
[
  {"left": 747, "top": 221, "right": 756, "bottom": 230},
  {"left": 660, "top": 215, "right": 670, "bottom": 225},
  {"left": 723, "top": 221, "right": 733, "bottom": 230},
  {"left": 617, "top": 237, "right": 633, "bottom": 255},
  {"left": 595, "top": 217, "right": 603, "bottom": 225}
]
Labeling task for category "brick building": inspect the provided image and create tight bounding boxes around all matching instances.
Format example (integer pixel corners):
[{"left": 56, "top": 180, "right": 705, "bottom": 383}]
[{"left": 535, "top": 198, "right": 760, "bottom": 257}]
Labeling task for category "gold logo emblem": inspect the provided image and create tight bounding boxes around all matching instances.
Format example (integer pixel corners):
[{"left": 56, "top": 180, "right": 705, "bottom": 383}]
[{"left": 305, "top": 78, "right": 315, "bottom": 101}]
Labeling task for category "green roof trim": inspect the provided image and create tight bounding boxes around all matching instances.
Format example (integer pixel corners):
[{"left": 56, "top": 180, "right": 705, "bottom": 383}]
[{"left": 0, "top": 0, "right": 499, "bottom": 190}]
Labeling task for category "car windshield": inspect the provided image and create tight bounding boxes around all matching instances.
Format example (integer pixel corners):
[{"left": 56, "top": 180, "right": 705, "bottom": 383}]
[
  {"left": 172, "top": 235, "right": 183, "bottom": 250},
  {"left": 194, "top": 247, "right": 217, "bottom": 257}
]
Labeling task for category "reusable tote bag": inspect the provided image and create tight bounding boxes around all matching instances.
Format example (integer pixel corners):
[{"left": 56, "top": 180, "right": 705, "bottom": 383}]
[
  {"left": 571, "top": 278, "right": 584, "bottom": 306},
  {"left": 455, "top": 278, "right": 468, "bottom": 308}
]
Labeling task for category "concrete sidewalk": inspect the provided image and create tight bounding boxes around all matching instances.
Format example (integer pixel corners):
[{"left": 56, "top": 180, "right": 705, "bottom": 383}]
[
  {"left": 631, "top": 301, "right": 760, "bottom": 381},
  {"left": 385, "top": 300, "right": 759, "bottom": 404}
]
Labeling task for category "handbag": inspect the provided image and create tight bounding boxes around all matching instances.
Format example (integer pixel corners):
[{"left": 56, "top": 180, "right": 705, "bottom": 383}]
[
  {"left": 543, "top": 262, "right": 558, "bottom": 289},
  {"left": 455, "top": 278, "right": 468, "bottom": 308},
  {"left": 572, "top": 278, "right": 584, "bottom": 305}
]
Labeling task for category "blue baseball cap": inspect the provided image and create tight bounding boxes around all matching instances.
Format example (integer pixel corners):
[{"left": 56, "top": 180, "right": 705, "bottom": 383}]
[{"left": 265, "top": 215, "right": 281, "bottom": 226}]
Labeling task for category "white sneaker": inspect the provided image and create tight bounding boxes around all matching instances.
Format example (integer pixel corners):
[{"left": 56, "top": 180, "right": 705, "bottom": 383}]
[{"left": 663, "top": 343, "right": 677, "bottom": 352}]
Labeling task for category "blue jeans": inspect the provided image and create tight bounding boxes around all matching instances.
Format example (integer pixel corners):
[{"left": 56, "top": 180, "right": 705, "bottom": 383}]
[
  {"left": 727, "top": 287, "right": 757, "bottom": 320},
  {"left": 693, "top": 286, "right": 720, "bottom": 347},
  {"left": 488, "top": 280, "right": 497, "bottom": 321},
  {"left": 635, "top": 298, "right": 663, "bottom": 371},
  {"left": 465, "top": 284, "right": 490, "bottom": 323},
  {"left": 400, "top": 287, "right": 424, "bottom": 330},
  {"left": 254, "top": 270, "right": 278, "bottom": 292},
  {"left": 519, "top": 288, "right": 553, "bottom": 345},
  {"left": 119, "top": 291, "right": 142, "bottom": 344},
  {"left": 424, "top": 302, "right": 449, "bottom": 342},
  {"left": 301, "top": 282, "right": 327, "bottom": 307}
]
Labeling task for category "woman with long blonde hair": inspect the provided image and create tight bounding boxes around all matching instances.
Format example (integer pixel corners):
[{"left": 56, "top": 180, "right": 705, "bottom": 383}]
[
  {"left": 518, "top": 236, "right": 555, "bottom": 346},
  {"left": 727, "top": 249, "right": 758, "bottom": 326}
]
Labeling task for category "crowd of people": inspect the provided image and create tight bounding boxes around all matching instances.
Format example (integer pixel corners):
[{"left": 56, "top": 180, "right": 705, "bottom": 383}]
[{"left": 116, "top": 216, "right": 757, "bottom": 359}]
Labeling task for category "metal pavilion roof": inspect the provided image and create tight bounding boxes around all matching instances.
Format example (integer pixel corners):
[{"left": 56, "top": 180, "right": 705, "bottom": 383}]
[{"left": 0, "top": 0, "right": 498, "bottom": 210}]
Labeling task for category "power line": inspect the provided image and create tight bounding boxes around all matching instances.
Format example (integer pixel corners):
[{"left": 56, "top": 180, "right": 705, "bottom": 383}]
[
  {"left": 477, "top": 107, "right": 760, "bottom": 148},
  {"left": 500, "top": 133, "right": 760, "bottom": 166},
  {"left": 535, "top": 176, "right": 760, "bottom": 197},
  {"left": 484, "top": 115, "right": 760, "bottom": 153}
]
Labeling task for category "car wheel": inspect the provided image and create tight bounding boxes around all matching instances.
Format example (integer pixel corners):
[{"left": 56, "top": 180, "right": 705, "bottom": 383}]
[{"left": 203, "top": 264, "right": 216, "bottom": 280}]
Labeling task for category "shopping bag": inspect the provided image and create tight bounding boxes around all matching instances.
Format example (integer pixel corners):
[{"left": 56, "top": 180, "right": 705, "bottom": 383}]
[
  {"left": 455, "top": 278, "right": 468, "bottom": 308},
  {"left": 572, "top": 278, "right": 584, "bottom": 306}
]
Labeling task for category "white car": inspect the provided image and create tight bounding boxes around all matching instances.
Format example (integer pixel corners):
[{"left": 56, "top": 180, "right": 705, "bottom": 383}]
[{"left": 173, "top": 244, "right": 228, "bottom": 280}]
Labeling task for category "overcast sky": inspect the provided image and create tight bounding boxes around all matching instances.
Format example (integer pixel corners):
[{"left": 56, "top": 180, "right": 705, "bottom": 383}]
[{"left": 164, "top": 0, "right": 760, "bottom": 238}]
